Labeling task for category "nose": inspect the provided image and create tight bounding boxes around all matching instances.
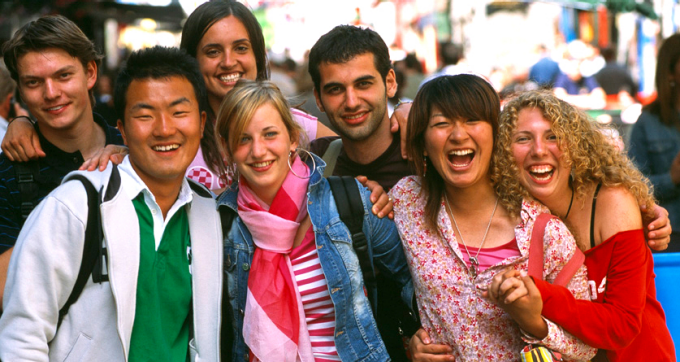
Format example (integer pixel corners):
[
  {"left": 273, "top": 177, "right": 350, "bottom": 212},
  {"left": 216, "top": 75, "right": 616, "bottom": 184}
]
[
  {"left": 44, "top": 79, "right": 60, "bottom": 100},
  {"left": 344, "top": 87, "right": 360, "bottom": 110},
  {"left": 448, "top": 122, "right": 469, "bottom": 142},
  {"left": 251, "top": 137, "right": 266, "bottom": 159},
  {"left": 531, "top": 139, "right": 547, "bottom": 156},
  {"left": 152, "top": 113, "right": 176, "bottom": 138},
  {"left": 220, "top": 50, "right": 237, "bottom": 69}
]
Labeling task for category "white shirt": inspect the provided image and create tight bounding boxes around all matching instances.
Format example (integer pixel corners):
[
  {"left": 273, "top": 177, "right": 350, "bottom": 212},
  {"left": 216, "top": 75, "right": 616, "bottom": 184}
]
[
  {"left": 0, "top": 115, "right": 8, "bottom": 144},
  {"left": 118, "top": 156, "right": 193, "bottom": 250}
]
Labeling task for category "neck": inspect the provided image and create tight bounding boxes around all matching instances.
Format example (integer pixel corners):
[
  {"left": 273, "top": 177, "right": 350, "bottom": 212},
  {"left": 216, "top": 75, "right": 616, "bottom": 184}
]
[
  {"left": 39, "top": 111, "right": 105, "bottom": 159},
  {"left": 342, "top": 118, "right": 393, "bottom": 165},
  {"left": 139, "top": 171, "right": 184, "bottom": 219},
  {"left": 444, "top": 178, "right": 497, "bottom": 213},
  {"left": 537, "top": 186, "right": 575, "bottom": 221}
]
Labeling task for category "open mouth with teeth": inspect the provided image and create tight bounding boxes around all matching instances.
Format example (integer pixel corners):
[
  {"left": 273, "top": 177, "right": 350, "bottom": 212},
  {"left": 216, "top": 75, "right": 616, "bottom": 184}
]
[
  {"left": 250, "top": 160, "right": 274, "bottom": 170},
  {"left": 528, "top": 165, "right": 554, "bottom": 181},
  {"left": 219, "top": 73, "right": 241, "bottom": 84},
  {"left": 448, "top": 149, "right": 474, "bottom": 167},
  {"left": 153, "top": 144, "right": 180, "bottom": 152}
]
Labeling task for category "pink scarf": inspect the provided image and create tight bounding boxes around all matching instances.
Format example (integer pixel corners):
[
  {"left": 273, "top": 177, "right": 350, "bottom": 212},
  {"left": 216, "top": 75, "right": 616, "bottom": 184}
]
[{"left": 237, "top": 156, "right": 315, "bottom": 362}]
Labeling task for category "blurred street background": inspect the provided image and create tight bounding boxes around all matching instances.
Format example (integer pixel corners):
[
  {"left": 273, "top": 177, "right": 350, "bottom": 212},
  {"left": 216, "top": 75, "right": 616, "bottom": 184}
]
[{"left": 0, "top": 0, "right": 679, "bottom": 145}]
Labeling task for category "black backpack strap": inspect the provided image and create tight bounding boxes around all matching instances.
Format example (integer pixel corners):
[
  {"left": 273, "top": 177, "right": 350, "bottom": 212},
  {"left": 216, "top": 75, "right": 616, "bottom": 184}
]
[
  {"left": 219, "top": 206, "right": 236, "bottom": 362},
  {"left": 57, "top": 174, "right": 105, "bottom": 328},
  {"left": 328, "top": 176, "right": 378, "bottom": 315},
  {"left": 14, "top": 161, "right": 40, "bottom": 221}
]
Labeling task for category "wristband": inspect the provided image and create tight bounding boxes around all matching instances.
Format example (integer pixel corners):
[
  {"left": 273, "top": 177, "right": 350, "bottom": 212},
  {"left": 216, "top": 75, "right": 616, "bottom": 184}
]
[
  {"left": 395, "top": 100, "right": 413, "bottom": 110},
  {"left": 8, "top": 115, "right": 35, "bottom": 126}
]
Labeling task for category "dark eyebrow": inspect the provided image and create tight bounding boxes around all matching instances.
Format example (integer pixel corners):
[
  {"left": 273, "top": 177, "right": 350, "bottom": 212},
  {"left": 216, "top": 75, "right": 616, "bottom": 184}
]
[
  {"left": 169, "top": 97, "right": 191, "bottom": 107},
  {"left": 19, "top": 65, "right": 77, "bottom": 80},
  {"left": 129, "top": 97, "right": 191, "bottom": 112},
  {"left": 201, "top": 38, "right": 250, "bottom": 50},
  {"left": 322, "top": 75, "right": 376, "bottom": 92}
]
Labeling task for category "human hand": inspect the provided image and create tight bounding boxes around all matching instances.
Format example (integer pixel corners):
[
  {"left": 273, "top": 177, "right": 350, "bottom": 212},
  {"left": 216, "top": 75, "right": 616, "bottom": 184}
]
[
  {"left": 1, "top": 117, "right": 44, "bottom": 161},
  {"left": 484, "top": 268, "right": 547, "bottom": 339},
  {"left": 356, "top": 175, "right": 393, "bottom": 219},
  {"left": 642, "top": 203, "right": 671, "bottom": 251},
  {"left": 409, "top": 328, "right": 454, "bottom": 362},
  {"left": 79, "top": 145, "right": 129, "bottom": 171},
  {"left": 389, "top": 101, "right": 412, "bottom": 159}
]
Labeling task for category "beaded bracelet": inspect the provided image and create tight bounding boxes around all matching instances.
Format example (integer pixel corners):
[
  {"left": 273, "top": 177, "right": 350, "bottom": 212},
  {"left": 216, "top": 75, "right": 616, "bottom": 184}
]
[{"left": 8, "top": 115, "right": 35, "bottom": 126}]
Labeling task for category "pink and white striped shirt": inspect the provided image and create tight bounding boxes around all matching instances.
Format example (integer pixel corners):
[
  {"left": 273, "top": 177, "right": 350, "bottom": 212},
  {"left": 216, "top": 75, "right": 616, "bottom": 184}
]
[{"left": 290, "top": 227, "right": 340, "bottom": 362}]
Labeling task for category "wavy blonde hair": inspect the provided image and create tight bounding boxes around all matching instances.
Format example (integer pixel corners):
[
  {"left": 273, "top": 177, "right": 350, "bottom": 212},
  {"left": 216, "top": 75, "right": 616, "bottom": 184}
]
[{"left": 493, "top": 90, "right": 655, "bottom": 217}]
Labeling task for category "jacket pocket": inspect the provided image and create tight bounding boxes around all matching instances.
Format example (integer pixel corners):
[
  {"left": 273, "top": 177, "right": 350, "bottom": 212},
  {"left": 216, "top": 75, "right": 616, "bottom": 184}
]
[{"left": 62, "top": 333, "right": 92, "bottom": 362}]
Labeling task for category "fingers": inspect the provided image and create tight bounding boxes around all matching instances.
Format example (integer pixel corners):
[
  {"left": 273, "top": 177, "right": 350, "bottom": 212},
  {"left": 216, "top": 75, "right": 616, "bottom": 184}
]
[
  {"left": 409, "top": 329, "right": 454, "bottom": 362},
  {"left": 31, "top": 133, "right": 46, "bottom": 158},
  {"left": 371, "top": 192, "right": 393, "bottom": 219}
]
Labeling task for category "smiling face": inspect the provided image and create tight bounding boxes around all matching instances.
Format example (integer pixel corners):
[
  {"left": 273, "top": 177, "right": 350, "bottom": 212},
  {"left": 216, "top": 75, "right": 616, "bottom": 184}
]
[
  {"left": 510, "top": 107, "right": 571, "bottom": 204},
  {"left": 314, "top": 52, "right": 396, "bottom": 142},
  {"left": 196, "top": 16, "right": 258, "bottom": 113},
  {"left": 229, "top": 102, "right": 298, "bottom": 205},
  {"left": 424, "top": 106, "right": 494, "bottom": 191},
  {"left": 17, "top": 47, "right": 96, "bottom": 132},
  {"left": 118, "top": 76, "right": 206, "bottom": 191}
]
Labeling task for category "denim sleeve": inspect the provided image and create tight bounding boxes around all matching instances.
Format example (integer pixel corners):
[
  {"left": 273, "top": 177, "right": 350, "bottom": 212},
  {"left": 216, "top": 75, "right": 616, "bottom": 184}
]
[
  {"left": 358, "top": 181, "right": 413, "bottom": 300},
  {"left": 628, "top": 114, "right": 680, "bottom": 200}
]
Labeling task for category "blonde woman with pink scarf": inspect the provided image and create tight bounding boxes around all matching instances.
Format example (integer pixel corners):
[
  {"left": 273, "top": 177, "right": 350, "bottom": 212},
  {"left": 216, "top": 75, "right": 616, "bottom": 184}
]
[{"left": 215, "top": 80, "right": 414, "bottom": 362}]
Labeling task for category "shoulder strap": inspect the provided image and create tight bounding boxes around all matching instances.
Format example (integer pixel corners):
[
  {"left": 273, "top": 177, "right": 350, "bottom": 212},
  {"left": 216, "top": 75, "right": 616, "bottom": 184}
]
[
  {"left": 328, "top": 176, "right": 378, "bottom": 315},
  {"left": 14, "top": 161, "right": 40, "bottom": 221},
  {"left": 219, "top": 206, "right": 236, "bottom": 361},
  {"left": 322, "top": 138, "right": 343, "bottom": 178},
  {"left": 57, "top": 174, "right": 106, "bottom": 328},
  {"left": 589, "top": 183, "right": 603, "bottom": 249},
  {"left": 528, "top": 213, "right": 585, "bottom": 287}
]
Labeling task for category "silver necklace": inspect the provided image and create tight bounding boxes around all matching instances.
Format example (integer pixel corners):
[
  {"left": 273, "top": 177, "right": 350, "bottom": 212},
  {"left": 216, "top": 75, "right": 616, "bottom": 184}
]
[{"left": 444, "top": 194, "right": 499, "bottom": 279}]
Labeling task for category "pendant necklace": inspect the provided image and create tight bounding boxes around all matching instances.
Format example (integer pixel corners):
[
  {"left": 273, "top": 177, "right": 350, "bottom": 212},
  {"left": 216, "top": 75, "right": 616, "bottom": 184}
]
[{"left": 444, "top": 194, "right": 499, "bottom": 279}]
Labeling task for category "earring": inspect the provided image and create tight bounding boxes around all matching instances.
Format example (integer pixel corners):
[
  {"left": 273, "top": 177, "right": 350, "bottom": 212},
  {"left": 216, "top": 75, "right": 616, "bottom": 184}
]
[
  {"left": 423, "top": 155, "right": 428, "bottom": 177},
  {"left": 288, "top": 148, "right": 317, "bottom": 179}
]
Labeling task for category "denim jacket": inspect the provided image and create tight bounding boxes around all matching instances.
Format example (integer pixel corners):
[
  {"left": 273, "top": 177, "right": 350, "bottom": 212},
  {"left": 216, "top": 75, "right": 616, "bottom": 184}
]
[
  {"left": 628, "top": 110, "right": 680, "bottom": 232},
  {"left": 217, "top": 154, "right": 414, "bottom": 362}
]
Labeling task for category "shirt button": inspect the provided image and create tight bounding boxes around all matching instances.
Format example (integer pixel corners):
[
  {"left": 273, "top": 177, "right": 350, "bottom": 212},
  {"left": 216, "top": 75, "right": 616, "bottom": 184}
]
[
  {"left": 239, "top": 309, "right": 245, "bottom": 315},
  {"left": 151, "top": 209, "right": 157, "bottom": 215},
  {"left": 72, "top": 157, "right": 79, "bottom": 164},
  {"left": 242, "top": 263, "right": 250, "bottom": 271}
]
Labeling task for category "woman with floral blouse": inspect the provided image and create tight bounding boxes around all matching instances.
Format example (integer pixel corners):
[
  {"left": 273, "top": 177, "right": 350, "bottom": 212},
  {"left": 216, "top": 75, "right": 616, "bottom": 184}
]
[{"left": 389, "top": 74, "right": 595, "bottom": 361}]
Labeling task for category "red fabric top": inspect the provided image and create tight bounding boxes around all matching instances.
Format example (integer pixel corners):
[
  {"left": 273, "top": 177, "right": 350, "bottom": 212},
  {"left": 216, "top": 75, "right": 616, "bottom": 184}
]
[{"left": 535, "top": 229, "right": 676, "bottom": 362}]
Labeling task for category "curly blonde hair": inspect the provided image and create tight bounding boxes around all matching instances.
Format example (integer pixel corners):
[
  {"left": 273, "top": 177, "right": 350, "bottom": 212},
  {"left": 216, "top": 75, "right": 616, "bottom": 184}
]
[{"left": 493, "top": 90, "right": 655, "bottom": 217}]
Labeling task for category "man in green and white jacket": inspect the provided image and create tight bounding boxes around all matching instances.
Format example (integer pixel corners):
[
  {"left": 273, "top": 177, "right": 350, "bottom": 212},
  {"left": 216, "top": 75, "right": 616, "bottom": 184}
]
[{"left": 0, "top": 46, "right": 222, "bottom": 361}]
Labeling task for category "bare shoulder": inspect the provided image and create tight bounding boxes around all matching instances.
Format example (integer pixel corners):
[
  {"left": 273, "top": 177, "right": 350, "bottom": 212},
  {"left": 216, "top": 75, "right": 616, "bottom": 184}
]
[{"left": 595, "top": 185, "right": 643, "bottom": 242}]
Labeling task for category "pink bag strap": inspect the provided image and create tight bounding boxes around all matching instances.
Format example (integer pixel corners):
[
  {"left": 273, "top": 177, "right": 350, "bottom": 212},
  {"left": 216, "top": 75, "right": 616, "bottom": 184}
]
[{"left": 528, "top": 213, "right": 585, "bottom": 287}]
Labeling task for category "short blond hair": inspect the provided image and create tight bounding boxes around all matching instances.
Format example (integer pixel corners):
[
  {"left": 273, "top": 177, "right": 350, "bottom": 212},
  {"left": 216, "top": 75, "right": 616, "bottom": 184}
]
[{"left": 493, "top": 90, "right": 655, "bottom": 217}]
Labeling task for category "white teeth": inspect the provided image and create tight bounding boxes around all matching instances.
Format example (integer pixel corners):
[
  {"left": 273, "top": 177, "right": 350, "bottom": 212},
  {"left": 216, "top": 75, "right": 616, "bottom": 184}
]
[
  {"left": 449, "top": 149, "right": 473, "bottom": 156},
  {"left": 219, "top": 73, "right": 241, "bottom": 83},
  {"left": 153, "top": 144, "right": 179, "bottom": 152},
  {"left": 47, "top": 105, "right": 65, "bottom": 111},
  {"left": 251, "top": 161, "right": 273, "bottom": 168},
  {"left": 529, "top": 165, "right": 553, "bottom": 174},
  {"left": 344, "top": 113, "right": 366, "bottom": 120}
]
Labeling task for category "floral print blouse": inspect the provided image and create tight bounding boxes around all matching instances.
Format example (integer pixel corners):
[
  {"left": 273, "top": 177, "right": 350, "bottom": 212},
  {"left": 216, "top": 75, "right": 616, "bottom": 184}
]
[{"left": 390, "top": 176, "right": 596, "bottom": 361}]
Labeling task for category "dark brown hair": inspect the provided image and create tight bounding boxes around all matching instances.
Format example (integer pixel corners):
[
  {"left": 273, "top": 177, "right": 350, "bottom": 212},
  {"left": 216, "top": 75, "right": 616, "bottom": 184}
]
[{"left": 407, "top": 74, "right": 500, "bottom": 231}]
